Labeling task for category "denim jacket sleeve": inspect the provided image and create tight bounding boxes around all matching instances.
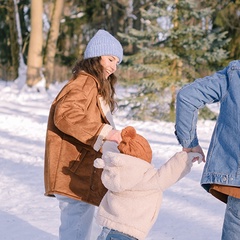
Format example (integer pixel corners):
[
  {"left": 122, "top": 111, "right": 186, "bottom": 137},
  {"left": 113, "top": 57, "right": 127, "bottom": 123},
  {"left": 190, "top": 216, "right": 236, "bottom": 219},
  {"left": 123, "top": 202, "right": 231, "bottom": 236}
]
[{"left": 175, "top": 66, "right": 229, "bottom": 148}]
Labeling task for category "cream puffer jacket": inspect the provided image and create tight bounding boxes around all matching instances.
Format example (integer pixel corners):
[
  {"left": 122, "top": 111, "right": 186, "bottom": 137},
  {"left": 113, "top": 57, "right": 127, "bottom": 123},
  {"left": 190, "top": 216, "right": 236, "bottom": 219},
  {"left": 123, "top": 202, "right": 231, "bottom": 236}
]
[{"left": 94, "top": 142, "right": 202, "bottom": 240}]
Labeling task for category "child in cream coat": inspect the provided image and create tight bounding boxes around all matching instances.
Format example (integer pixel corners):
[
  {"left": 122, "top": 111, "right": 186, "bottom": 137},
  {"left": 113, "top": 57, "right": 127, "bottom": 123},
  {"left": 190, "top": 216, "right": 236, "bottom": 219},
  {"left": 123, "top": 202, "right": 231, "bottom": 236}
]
[{"left": 94, "top": 126, "right": 202, "bottom": 240}]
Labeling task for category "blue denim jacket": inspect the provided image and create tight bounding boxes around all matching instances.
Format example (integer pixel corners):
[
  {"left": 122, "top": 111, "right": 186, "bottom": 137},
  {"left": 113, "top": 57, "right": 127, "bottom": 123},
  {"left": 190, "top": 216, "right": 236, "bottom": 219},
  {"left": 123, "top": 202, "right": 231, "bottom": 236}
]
[{"left": 175, "top": 60, "right": 240, "bottom": 192}]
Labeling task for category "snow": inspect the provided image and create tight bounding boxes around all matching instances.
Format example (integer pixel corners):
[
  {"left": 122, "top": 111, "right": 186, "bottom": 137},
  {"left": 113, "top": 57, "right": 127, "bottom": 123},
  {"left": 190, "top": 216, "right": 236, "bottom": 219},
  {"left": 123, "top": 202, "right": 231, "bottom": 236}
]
[{"left": 0, "top": 78, "right": 226, "bottom": 240}]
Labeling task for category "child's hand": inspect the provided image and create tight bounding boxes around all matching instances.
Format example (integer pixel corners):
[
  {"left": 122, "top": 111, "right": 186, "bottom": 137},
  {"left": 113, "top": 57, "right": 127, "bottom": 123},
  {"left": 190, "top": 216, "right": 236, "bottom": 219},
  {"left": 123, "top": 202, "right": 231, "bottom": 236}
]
[
  {"left": 187, "top": 152, "right": 203, "bottom": 164},
  {"left": 94, "top": 158, "right": 105, "bottom": 168},
  {"left": 183, "top": 145, "right": 205, "bottom": 162}
]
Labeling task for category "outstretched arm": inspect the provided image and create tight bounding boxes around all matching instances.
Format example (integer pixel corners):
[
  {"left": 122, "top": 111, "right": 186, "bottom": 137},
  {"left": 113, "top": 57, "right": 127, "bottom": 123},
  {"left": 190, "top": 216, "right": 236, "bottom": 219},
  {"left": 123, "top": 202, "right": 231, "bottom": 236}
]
[{"left": 156, "top": 151, "right": 202, "bottom": 191}]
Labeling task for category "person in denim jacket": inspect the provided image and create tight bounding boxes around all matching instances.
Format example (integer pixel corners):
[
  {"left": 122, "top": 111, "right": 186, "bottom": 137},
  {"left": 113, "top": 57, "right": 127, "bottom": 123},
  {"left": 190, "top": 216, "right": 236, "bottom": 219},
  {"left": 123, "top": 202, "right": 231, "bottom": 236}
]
[{"left": 175, "top": 60, "right": 240, "bottom": 240}]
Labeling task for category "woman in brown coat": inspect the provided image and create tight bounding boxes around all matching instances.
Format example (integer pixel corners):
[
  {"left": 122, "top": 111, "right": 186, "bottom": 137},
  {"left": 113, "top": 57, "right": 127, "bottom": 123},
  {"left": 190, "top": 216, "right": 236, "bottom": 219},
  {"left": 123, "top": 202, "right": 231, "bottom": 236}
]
[{"left": 44, "top": 29, "right": 123, "bottom": 240}]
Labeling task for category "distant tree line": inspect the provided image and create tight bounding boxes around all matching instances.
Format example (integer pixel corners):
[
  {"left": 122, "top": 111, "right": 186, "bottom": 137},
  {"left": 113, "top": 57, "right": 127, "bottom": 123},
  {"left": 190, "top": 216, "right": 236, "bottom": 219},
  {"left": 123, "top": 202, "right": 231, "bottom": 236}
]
[{"left": 1, "top": 0, "right": 240, "bottom": 120}]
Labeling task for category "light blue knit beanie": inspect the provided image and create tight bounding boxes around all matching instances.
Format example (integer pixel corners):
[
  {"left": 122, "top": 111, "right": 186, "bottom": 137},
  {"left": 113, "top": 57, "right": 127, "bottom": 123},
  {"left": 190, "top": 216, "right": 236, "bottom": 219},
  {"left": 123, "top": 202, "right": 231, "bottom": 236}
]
[{"left": 84, "top": 29, "right": 123, "bottom": 64}]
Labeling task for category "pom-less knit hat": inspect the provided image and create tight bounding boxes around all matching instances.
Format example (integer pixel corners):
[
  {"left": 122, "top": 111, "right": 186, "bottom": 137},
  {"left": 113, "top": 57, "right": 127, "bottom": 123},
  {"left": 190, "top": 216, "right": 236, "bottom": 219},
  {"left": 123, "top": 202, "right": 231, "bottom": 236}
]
[
  {"left": 84, "top": 29, "right": 123, "bottom": 64},
  {"left": 118, "top": 126, "right": 152, "bottom": 163}
]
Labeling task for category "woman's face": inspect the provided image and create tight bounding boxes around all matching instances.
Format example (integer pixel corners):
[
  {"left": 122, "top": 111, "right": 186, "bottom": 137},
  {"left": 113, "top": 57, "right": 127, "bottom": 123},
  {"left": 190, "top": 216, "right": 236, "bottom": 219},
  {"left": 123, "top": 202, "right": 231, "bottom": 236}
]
[{"left": 100, "top": 55, "right": 119, "bottom": 79}]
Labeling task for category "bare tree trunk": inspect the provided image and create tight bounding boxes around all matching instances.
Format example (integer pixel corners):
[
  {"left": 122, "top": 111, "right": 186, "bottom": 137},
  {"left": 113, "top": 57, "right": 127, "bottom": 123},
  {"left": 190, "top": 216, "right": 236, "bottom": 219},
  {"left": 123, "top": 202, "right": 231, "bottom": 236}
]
[
  {"left": 14, "top": 0, "right": 27, "bottom": 84},
  {"left": 44, "top": 0, "right": 64, "bottom": 89},
  {"left": 169, "top": 84, "right": 176, "bottom": 122},
  {"left": 26, "top": 0, "right": 43, "bottom": 87},
  {"left": 7, "top": 0, "right": 19, "bottom": 80},
  {"left": 170, "top": 0, "right": 181, "bottom": 122}
]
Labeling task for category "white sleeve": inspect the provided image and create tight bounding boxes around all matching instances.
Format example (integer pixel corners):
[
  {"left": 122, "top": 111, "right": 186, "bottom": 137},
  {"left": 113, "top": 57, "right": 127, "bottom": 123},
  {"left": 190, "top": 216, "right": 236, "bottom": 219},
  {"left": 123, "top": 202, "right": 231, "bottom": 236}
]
[{"left": 156, "top": 151, "right": 192, "bottom": 191}]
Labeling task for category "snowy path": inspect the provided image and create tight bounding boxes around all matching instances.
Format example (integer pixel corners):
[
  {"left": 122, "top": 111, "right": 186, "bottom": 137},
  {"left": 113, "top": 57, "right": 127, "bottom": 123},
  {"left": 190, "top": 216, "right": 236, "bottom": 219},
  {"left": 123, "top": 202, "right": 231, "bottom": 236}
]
[{"left": 0, "top": 81, "right": 225, "bottom": 239}]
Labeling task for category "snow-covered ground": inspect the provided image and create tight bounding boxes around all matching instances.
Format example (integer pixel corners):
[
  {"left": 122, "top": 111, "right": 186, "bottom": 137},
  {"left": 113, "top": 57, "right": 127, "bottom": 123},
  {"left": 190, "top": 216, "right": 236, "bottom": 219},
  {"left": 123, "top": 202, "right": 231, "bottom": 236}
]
[{"left": 0, "top": 79, "right": 225, "bottom": 240}]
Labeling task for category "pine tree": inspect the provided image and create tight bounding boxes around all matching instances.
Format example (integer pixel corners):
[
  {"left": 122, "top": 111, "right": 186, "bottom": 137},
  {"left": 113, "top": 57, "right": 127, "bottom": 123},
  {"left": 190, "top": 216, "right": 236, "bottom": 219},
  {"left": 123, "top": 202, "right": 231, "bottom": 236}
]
[
  {"left": 211, "top": 0, "right": 240, "bottom": 62},
  {"left": 118, "top": 0, "right": 229, "bottom": 121}
]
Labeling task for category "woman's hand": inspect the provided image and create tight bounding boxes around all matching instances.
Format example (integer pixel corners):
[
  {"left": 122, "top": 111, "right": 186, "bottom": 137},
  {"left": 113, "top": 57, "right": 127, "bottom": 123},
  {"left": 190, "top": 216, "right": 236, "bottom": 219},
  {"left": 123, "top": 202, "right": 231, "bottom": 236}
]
[{"left": 105, "top": 129, "right": 122, "bottom": 144}]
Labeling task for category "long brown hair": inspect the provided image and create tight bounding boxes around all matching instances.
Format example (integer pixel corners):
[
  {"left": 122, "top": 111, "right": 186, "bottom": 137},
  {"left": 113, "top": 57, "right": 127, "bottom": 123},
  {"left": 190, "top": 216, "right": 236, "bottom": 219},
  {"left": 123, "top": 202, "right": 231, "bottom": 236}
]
[{"left": 72, "top": 57, "right": 117, "bottom": 112}]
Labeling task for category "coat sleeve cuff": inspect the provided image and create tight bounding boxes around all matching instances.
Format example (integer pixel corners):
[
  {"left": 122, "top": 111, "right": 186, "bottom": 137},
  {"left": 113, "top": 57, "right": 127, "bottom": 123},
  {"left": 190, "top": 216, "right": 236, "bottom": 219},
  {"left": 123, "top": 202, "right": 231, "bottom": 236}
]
[
  {"left": 93, "top": 124, "right": 113, "bottom": 151},
  {"left": 174, "top": 130, "right": 199, "bottom": 148},
  {"left": 179, "top": 138, "right": 199, "bottom": 148}
]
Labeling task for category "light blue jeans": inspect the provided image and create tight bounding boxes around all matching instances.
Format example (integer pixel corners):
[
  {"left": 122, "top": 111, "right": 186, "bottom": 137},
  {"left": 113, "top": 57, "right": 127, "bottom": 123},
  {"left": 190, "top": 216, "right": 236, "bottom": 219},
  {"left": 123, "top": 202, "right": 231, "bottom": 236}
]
[
  {"left": 97, "top": 227, "right": 138, "bottom": 240},
  {"left": 55, "top": 194, "right": 95, "bottom": 240},
  {"left": 221, "top": 196, "right": 240, "bottom": 240}
]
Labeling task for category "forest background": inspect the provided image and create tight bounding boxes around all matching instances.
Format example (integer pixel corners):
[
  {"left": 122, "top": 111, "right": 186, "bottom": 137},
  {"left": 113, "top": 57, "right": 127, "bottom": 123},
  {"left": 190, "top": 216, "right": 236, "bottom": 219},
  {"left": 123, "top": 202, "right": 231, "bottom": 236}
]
[{"left": 1, "top": 0, "right": 240, "bottom": 121}]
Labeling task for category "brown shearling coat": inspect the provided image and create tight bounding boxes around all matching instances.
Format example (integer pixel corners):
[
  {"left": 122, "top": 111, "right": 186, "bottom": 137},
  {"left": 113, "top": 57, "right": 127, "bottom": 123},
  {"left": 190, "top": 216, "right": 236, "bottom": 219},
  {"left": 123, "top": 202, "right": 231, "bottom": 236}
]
[{"left": 44, "top": 71, "right": 115, "bottom": 206}]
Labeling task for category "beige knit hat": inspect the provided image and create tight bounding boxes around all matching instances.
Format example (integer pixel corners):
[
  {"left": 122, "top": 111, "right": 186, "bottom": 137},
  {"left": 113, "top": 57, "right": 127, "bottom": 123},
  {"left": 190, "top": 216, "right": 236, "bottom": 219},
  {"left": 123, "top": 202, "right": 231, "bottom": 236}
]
[{"left": 118, "top": 126, "right": 152, "bottom": 163}]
